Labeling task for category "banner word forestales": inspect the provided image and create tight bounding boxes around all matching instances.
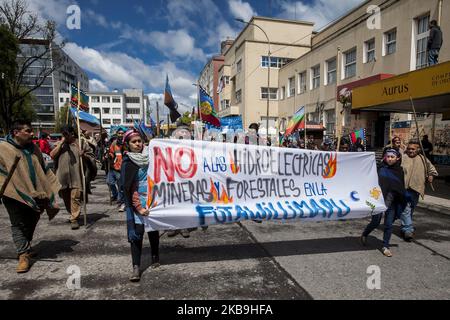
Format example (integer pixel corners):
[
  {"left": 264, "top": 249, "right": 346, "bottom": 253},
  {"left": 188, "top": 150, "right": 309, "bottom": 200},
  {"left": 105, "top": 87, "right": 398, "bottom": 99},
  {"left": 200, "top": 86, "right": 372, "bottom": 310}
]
[{"left": 144, "top": 139, "right": 387, "bottom": 231}]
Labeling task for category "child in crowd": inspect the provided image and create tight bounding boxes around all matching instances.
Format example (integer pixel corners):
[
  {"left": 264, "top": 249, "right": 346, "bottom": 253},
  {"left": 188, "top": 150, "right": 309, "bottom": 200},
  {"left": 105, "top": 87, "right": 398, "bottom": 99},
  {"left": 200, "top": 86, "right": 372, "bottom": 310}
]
[{"left": 360, "top": 148, "right": 406, "bottom": 257}]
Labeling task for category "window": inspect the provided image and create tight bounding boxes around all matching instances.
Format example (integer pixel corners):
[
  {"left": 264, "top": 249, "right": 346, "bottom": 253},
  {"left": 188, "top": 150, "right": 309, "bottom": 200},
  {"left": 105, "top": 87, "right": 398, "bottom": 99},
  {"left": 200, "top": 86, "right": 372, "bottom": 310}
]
[
  {"left": 280, "top": 86, "right": 286, "bottom": 100},
  {"left": 235, "top": 89, "right": 242, "bottom": 103},
  {"left": 365, "top": 38, "right": 375, "bottom": 63},
  {"left": 103, "top": 108, "right": 110, "bottom": 114},
  {"left": 236, "top": 59, "right": 242, "bottom": 73},
  {"left": 90, "top": 96, "right": 100, "bottom": 103},
  {"left": 125, "top": 119, "right": 133, "bottom": 124},
  {"left": 326, "top": 58, "right": 336, "bottom": 85},
  {"left": 113, "top": 119, "right": 121, "bottom": 125},
  {"left": 60, "top": 97, "right": 64, "bottom": 103},
  {"left": 112, "top": 108, "right": 121, "bottom": 115},
  {"left": 92, "top": 108, "right": 100, "bottom": 114},
  {"left": 261, "top": 56, "right": 294, "bottom": 68},
  {"left": 102, "top": 119, "right": 111, "bottom": 125},
  {"left": 325, "top": 110, "right": 335, "bottom": 134},
  {"left": 220, "top": 99, "right": 230, "bottom": 110},
  {"left": 416, "top": 15, "right": 430, "bottom": 69},
  {"left": 298, "top": 72, "right": 306, "bottom": 94},
  {"left": 311, "top": 65, "right": 320, "bottom": 89},
  {"left": 127, "top": 108, "right": 140, "bottom": 115},
  {"left": 102, "top": 96, "right": 110, "bottom": 103},
  {"left": 125, "top": 97, "right": 140, "bottom": 104},
  {"left": 288, "top": 76, "right": 295, "bottom": 96},
  {"left": 261, "top": 87, "right": 278, "bottom": 100},
  {"left": 344, "top": 48, "right": 357, "bottom": 79},
  {"left": 112, "top": 96, "right": 121, "bottom": 103},
  {"left": 224, "top": 76, "right": 230, "bottom": 85},
  {"left": 384, "top": 29, "right": 397, "bottom": 55}
]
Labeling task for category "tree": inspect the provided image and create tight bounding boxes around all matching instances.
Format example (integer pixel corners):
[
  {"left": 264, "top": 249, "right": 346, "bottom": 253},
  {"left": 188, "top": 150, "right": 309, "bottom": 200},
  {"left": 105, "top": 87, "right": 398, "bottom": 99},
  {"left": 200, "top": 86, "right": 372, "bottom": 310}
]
[
  {"left": 0, "top": 0, "right": 64, "bottom": 132},
  {"left": 54, "top": 102, "right": 70, "bottom": 133}
]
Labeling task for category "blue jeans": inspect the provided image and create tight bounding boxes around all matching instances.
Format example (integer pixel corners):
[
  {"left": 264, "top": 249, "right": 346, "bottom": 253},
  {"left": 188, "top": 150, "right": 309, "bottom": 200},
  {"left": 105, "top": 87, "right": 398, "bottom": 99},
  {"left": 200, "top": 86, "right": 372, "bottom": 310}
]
[
  {"left": 400, "top": 189, "right": 420, "bottom": 234},
  {"left": 428, "top": 49, "right": 439, "bottom": 66},
  {"left": 363, "top": 206, "right": 396, "bottom": 248},
  {"left": 106, "top": 170, "right": 123, "bottom": 203}
]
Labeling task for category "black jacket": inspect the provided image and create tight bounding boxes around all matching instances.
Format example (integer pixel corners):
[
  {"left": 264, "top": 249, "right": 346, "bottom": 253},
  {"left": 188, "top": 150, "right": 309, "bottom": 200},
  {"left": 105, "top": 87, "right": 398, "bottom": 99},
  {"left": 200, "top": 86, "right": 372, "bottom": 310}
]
[
  {"left": 428, "top": 26, "right": 443, "bottom": 50},
  {"left": 377, "top": 162, "right": 406, "bottom": 208}
]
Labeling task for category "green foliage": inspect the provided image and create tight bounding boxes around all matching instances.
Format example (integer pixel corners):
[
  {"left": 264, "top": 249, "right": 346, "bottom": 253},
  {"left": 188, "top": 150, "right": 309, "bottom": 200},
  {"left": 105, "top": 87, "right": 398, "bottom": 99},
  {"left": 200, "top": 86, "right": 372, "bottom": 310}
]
[{"left": 54, "top": 103, "right": 71, "bottom": 132}]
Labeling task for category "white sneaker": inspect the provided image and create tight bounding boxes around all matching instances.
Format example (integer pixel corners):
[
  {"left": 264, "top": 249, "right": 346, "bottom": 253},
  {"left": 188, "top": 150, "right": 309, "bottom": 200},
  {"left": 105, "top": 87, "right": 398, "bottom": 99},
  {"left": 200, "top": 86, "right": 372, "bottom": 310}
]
[
  {"left": 119, "top": 204, "right": 126, "bottom": 212},
  {"left": 382, "top": 247, "right": 393, "bottom": 257}
]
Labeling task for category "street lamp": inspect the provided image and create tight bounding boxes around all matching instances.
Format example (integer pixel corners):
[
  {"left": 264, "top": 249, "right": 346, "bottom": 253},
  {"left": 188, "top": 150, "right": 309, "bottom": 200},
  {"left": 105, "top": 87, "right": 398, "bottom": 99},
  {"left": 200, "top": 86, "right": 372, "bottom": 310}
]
[{"left": 235, "top": 18, "right": 271, "bottom": 136}]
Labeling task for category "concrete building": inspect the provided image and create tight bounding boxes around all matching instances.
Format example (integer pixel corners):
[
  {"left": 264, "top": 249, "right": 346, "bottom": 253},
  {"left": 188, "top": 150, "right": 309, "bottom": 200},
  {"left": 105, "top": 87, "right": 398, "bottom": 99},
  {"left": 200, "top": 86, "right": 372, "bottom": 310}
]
[
  {"left": 20, "top": 40, "right": 89, "bottom": 129},
  {"left": 278, "top": 0, "right": 449, "bottom": 152},
  {"left": 217, "top": 17, "right": 314, "bottom": 130},
  {"left": 58, "top": 89, "right": 150, "bottom": 130},
  {"left": 199, "top": 40, "right": 233, "bottom": 112}
]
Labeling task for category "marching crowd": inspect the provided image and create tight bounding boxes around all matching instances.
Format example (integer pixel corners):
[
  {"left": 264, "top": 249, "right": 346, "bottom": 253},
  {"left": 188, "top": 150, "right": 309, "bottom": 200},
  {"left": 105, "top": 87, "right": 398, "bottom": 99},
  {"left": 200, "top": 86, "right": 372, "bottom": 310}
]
[{"left": 0, "top": 121, "right": 438, "bottom": 281}]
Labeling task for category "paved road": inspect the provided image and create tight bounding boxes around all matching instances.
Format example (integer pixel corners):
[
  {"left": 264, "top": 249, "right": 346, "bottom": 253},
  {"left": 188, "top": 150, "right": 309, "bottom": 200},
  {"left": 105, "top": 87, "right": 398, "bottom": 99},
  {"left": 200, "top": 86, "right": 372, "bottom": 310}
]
[{"left": 0, "top": 173, "right": 449, "bottom": 300}]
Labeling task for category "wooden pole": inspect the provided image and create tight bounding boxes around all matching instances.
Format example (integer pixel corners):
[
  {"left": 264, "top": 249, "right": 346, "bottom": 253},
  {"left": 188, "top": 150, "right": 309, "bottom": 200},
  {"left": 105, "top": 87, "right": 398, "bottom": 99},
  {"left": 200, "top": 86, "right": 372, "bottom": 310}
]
[
  {"left": 410, "top": 96, "right": 434, "bottom": 191},
  {"left": 75, "top": 82, "right": 88, "bottom": 227},
  {"left": 167, "top": 113, "right": 170, "bottom": 137},
  {"left": 65, "top": 102, "right": 70, "bottom": 125},
  {"left": 156, "top": 101, "right": 161, "bottom": 137}
]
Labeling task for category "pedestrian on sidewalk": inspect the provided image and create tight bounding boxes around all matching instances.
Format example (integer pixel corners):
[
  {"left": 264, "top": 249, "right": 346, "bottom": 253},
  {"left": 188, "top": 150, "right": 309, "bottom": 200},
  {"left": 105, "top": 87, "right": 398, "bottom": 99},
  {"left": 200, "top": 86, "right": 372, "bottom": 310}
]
[
  {"left": 384, "top": 136, "right": 405, "bottom": 157},
  {"left": 50, "top": 125, "right": 94, "bottom": 230},
  {"left": 107, "top": 129, "right": 125, "bottom": 211},
  {"left": 399, "top": 140, "right": 438, "bottom": 241},
  {"left": 428, "top": 20, "right": 443, "bottom": 66},
  {"left": 361, "top": 148, "right": 406, "bottom": 257},
  {"left": 421, "top": 135, "right": 434, "bottom": 163},
  {"left": 121, "top": 129, "right": 160, "bottom": 282},
  {"left": 0, "top": 121, "right": 60, "bottom": 273}
]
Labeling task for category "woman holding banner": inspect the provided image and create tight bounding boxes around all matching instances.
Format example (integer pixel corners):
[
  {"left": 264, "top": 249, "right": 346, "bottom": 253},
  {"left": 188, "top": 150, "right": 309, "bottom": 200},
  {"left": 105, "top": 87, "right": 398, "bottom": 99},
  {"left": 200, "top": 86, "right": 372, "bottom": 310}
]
[{"left": 121, "top": 129, "right": 160, "bottom": 282}]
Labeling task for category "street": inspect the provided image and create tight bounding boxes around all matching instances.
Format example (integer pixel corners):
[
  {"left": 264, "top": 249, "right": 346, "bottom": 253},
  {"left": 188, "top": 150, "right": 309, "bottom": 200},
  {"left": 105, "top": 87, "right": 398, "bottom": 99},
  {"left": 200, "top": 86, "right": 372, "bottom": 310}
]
[{"left": 0, "top": 173, "right": 449, "bottom": 300}]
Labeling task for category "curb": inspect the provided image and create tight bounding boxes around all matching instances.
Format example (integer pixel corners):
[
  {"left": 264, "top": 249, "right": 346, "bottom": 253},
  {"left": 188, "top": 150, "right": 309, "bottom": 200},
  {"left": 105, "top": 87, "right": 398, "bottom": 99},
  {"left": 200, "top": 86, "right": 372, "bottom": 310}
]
[{"left": 417, "top": 202, "right": 450, "bottom": 216}]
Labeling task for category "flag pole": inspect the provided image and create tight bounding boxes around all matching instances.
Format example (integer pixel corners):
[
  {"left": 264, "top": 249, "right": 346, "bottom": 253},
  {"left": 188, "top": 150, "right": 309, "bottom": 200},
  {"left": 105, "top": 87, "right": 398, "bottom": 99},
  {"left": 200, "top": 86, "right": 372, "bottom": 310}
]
[
  {"left": 156, "top": 101, "right": 161, "bottom": 137},
  {"left": 304, "top": 106, "right": 308, "bottom": 149},
  {"left": 410, "top": 96, "right": 434, "bottom": 191},
  {"left": 75, "top": 82, "right": 88, "bottom": 228}
]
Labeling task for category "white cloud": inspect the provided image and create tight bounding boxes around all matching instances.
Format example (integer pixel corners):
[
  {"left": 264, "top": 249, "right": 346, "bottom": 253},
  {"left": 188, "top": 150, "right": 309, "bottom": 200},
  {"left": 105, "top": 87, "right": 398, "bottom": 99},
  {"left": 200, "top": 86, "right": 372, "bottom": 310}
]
[
  {"left": 228, "top": 0, "right": 257, "bottom": 22},
  {"left": 89, "top": 78, "right": 109, "bottom": 92},
  {"left": 134, "top": 5, "right": 146, "bottom": 15},
  {"left": 278, "top": 0, "right": 366, "bottom": 30},
  {"left": 63, "top": 42, "right": 197, "bottom": 106},
  {"left": 141, "top": 29, "right": 206, "bottom": 61},
  {"left": 26, "top": 0, "right": 72, "bottom": 26}
]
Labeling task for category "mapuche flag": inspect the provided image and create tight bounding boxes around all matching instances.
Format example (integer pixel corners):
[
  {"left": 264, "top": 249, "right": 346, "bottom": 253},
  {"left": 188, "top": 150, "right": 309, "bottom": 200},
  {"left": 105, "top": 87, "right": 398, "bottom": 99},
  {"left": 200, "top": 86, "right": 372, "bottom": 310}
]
[
  {"left": 71, "top": 85, "right": 89, "bottom": 111},
  {"left": 285, "top": 106, "right": 305, "bottom": 136},
  {"left": 199, "top": 86, "right": 220, "bottom": 128},
  {"left": 164, "top": 75, "right": 181, "bottom": 123}
]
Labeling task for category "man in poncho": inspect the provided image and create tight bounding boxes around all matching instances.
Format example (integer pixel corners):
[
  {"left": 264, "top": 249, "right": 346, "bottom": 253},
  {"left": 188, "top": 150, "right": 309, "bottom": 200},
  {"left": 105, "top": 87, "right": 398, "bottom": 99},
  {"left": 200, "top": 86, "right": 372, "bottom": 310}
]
[{"left": 0, "top": 121, "right": 60, "bottom": 273}]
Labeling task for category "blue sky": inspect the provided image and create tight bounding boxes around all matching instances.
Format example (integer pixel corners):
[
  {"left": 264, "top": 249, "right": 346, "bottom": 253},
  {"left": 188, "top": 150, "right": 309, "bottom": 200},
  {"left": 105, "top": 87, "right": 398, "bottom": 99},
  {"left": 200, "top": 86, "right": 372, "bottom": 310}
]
[{"left": 25, "top": 0, "right": 365, "bottom": 113}]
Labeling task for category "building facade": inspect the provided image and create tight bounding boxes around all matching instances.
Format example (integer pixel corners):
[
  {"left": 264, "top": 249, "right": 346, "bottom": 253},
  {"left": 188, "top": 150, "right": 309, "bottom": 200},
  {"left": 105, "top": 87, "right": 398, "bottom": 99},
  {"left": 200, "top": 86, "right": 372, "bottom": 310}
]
[
  {"left": 59, "top": 89, "right": 150, "bottom": 130},
  {"left": 278, "top": 0, "right": 449, "bottom": 149},
  {"left": 20, "top": 40, "right": 89, "bottom": 129},
  {"left": 217, "top": 17, "right": 314, "bottom": 130}
]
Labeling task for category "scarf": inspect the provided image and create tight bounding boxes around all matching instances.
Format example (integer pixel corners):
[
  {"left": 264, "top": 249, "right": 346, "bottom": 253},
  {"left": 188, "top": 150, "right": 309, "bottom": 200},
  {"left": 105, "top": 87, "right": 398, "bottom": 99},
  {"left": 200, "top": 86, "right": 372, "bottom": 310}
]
[{"left": 126, "top": 145, "right": 149, "bottom": 168}]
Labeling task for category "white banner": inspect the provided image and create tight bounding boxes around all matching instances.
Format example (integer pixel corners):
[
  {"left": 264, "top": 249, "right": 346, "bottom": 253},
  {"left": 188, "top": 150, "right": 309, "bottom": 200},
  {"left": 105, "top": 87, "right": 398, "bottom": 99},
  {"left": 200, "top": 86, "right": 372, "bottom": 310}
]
[{"left": 144, "top": 139, "right": 386, "bottom": 231}]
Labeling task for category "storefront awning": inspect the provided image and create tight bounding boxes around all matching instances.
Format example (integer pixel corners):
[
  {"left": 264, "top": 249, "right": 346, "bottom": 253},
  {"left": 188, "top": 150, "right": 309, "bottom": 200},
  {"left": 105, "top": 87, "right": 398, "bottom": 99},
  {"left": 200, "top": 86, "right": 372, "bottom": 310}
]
[{"left": 352, "top": 61, "right": 450, "bottom": 113}]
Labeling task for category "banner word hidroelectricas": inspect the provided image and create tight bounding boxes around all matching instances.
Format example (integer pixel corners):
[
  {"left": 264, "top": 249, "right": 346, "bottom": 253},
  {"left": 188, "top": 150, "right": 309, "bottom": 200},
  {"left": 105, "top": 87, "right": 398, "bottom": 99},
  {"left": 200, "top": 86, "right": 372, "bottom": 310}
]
[{"left": 144, "top": 139, "right": 386, "bottom": 231}]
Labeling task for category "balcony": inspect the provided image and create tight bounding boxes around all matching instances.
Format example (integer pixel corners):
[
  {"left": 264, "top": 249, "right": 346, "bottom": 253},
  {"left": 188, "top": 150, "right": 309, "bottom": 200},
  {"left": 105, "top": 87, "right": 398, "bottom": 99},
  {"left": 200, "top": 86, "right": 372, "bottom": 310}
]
[{"left": 218, "top": 105, "right": 240, "bottom": 117}]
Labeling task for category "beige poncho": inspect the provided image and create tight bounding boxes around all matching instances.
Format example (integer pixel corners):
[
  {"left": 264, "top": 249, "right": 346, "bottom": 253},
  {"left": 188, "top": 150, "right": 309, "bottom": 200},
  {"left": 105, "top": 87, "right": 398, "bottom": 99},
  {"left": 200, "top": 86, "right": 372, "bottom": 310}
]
[{"left": 0, "top": 138, "right": 61, "bottom": 212}]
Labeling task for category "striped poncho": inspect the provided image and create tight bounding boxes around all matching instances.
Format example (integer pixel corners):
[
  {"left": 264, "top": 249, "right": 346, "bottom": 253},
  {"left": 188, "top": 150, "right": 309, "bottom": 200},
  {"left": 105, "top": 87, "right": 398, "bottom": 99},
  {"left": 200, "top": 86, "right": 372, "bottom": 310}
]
[{"left": 0, "top": 136, "right": 61, "bottom": 212}]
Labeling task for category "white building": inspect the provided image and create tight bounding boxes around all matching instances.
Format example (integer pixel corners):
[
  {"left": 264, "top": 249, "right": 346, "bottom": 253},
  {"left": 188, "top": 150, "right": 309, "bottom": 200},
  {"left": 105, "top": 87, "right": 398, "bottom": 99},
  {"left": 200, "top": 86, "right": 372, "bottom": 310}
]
[{"left": 58, "top": 89, "right": 150, "bottom": 129}]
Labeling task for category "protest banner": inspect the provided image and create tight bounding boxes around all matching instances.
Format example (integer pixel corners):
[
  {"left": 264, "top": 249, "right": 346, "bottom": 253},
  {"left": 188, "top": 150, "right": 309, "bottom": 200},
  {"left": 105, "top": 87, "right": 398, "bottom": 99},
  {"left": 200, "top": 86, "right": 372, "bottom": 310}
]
[{"left": 144, "top": 139, "right": 386, "bottom": 231}]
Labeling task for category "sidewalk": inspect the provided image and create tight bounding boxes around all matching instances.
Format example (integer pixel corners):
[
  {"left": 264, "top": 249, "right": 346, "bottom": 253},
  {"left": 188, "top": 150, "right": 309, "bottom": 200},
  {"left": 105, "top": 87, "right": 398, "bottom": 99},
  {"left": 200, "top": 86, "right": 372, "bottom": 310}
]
[{"left": 419, "top": 164, "right": 450, "bottom": 215}]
